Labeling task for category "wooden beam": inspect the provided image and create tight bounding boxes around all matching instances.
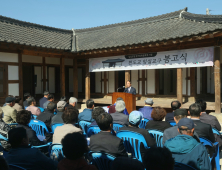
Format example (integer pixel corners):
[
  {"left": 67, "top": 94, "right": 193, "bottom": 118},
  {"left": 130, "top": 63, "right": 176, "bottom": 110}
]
[
  {"left": 104, "top": 72, "right": 107, "bottom": 95},
  {"left": 125, "top": 70, "right": 131, "bottom": 87},
  {"left": 85, "top": 60, "right": 90, "bottom": 100},
  {"left": 42, "top": 57, "right": 46, "bottom": 91},
  {"left": 177, "top": 68, "right": 183, "bottom": 104},
  {"left": 18, "top": 51, "right": 23, "bottom": 101},
  {"left": 190, "top": 68, "right": 196, "bottom": 97},
  {"left": 73, "top": 59, "right": 78, "bottom": 98},
  {"left": 214, "top": 47, "right": 221, "bottom": 113},
  {"left": 60, "top": 57, "right": 65, "bottom": 97}
]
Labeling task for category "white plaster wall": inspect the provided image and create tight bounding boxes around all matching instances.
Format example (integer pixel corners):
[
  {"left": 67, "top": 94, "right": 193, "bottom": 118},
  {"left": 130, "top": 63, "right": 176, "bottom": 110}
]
[
  {"left": 34, "top": 66, "right": 42, "bottom": 94},
  {"left": 182, "top": 68, "right": 186, "bottom": 95},
  {"left": 147, "top": 69, "right": 155, "bottom": 94},
  {"left": 48, "top": 67, "right": 55, "bottom": 93},
  {"left": 45, "top": 57, "right": 60, "bottom": 65},
  {"left": 131, "top": 70, "right": 138, "bottom": 94},
  {"left": 8, "top": 83, "right": 19, "bottom": 96},
  {"left": 22, "top": 55, "right": 42, "bottom": 63},
  {"left": 108, "top": 71, "right": 115, "bottom": 93},
  {"left": 45, "top": 66, "right": 48, "bottom": 91},
  {"left": 69, "top": 68, "right": 73, "bottom": 92},
  {"left": 207, "top": 67, "right": 211, "bottom": 93},
  {"left": 78, "top": 68, "right": 82, "bottom": 92},
  {"left": 8, "top": 66, "right": 19, "bottom": 80},
  {"left": 0, "top": 52, "right": 18, "bottom": 63},
  {"left": 95, "top": 72, "right": 101, "bottom": 93},
  {"left": 65, "top": 59, "right": 73, "bottom": 66},
  {"left": 197, "top": 67, "right": 200, "bottom": 94},
  {"left": 210, "top": 67, "right": 215, "bottom": 94}
]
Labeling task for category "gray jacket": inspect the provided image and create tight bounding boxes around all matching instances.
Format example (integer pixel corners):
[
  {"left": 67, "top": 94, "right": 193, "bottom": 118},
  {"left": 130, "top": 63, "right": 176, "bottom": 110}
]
[
  {"left": 200, "top": 112, "right": 221, "bottom": 131},
  {"left": 111, "top": 112, "right": 129, "bottom": 126}
]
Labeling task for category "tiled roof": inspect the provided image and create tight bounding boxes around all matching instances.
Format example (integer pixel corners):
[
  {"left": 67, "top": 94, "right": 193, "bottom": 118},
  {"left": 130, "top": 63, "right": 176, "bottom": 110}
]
[
  {"left": 0, "top": 15, "right": 73, "bottom": 50},
  {"left": 75, "top": 7, "right": 222, "bottom": 51}
]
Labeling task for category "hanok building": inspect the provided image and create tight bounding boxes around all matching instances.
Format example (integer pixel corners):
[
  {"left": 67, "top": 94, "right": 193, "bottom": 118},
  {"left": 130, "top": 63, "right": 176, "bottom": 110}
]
[{"left": 0, "top": 7, "right": 222, "bottom": 113}]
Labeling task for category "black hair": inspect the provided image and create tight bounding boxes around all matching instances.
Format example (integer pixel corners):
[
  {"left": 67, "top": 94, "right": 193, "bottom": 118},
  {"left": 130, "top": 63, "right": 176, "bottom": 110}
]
[
  {"left": 195, "top": 99, "right": 206, "bottom": 112},
  {"left": 27, "top": 97, "right": 35, "bottom": 106},
  {"left": 86, "top": 99, "right": 94, "bottom": 108},
  {"left": 60, "top": 96, "right": 67, "bottom": 101},
  {"left": 62, "top": 108, "right": 79, "bottom": 124},
  {"left": 16, "top": 110, "right": 31, "bottom": 125},
  {"left": 97, "top": 113, "right": 113, "bottom": 131},
  {"left": 171, "top": 101, "right": 181, "bottom": 110},
  {"left": 0, "top": 155, "right": 9, "bottom": 170},
  {"left": 174, "top": 115, "right": 186, "bottom": 122},
  {"left": 14, "top": 96, "right": 21, "bottom": 104},
  {"left": 189, "top": 103, "right": 201, "bottom": 117},
  {"left": 8, "top": 127, "right": 27, "bottom": 148},
  {"left": 62, "top": 132, "right": 88, "bottom": 160},
  {"left": 92, "top": 107, "right": 105, "bottom": 120},
  {"left": 144, "top": 147, "right": 175, "bottom": 170},
  {"left": 47, "top": 102, "right": 56, "bottom": 111},
  {"left": 47, "top": 94, "right": 54, "bottom": 100},
  {"left": 43, "top": 91, "right": 49, "bottom": 95},
  {"left": 116, "top": 97, "right": 123, "bottom": 101},
  {"left": 24, "top": 93, "right": 31, "bottom": 99},
  {"left": 111, "top": 157, "right": 144, "bottom": 170}
]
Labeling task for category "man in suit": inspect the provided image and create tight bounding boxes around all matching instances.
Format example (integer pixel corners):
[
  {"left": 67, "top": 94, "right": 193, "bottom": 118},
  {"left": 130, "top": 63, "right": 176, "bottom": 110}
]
[
  {"left": 2, "top": 97, "right": 17, "bottom": 124},
  {"left": 124, "top": 80, "right": 136, "bottom": 95},
  {"left": 110, "top": 100, "right": 129, "bottom": 126},
  {"left": 189, "top": 103, "right": 215, "bottom": 143},
  {"left": 90, "top": 112, "right": 128, "bottom": 157},
  {"left": 165, "top": 101, "right": 181, "bottom": 123}
]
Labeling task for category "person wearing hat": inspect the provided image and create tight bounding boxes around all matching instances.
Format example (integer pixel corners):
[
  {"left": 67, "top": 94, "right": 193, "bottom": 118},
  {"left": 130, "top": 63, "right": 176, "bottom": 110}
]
[
  {"left": 138, "top": 98, "right": 154, "bottom": 120},
  {"left": 2, "top": 97, "right": 17, "bottom": 124},
  {"left": 164, "top": 118, "right": 211, "bottom": 170},
  {"left": 26, "top": 97, "right": 41, "bottom": 116},
  {"left": 119, "top": 111, "right": 156, "bottom": 161},
  {"left": 162, "top": 109, "right": 199, "bottom": 144},
  {"left": 51, "top": 101, "right": 66, "bottom": 125}
]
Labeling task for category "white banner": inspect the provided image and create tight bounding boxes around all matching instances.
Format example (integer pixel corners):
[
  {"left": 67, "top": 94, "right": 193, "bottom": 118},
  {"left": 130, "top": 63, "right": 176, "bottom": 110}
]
[{"left": 89, "top": 47, "right": 214, "bottom": 72}]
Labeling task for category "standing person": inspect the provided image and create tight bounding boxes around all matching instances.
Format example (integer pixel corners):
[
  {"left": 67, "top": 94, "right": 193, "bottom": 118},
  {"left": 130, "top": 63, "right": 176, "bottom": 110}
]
[
  {"left": 78, "top": 99, "right": 95, "bottom": 122},
  {"left": 43, "top": 94, "right": 54, "bottom": 109},
  {"left": 26, "top": 97, "right": 41, "bottom": 116},
  {"left": 39, "top": 91, "right": 49, "bottom": 108},
  {"left": 23, "top": 93, "right": 31, "bottom": 108},
  {"left": 2, "top": 97, "right": 17, "bottom": 124},
  {"left": 124, "top": 80, "right": 136, "bottom": 95},
  {"left": 12, "top": 96, "right": 23, "bottom": 112},
  {"left": 138, "top": 98, "right": 154, "bottom": 120},
  {"left": 165, "top": 101, "right": 181, "bottom": 123}
]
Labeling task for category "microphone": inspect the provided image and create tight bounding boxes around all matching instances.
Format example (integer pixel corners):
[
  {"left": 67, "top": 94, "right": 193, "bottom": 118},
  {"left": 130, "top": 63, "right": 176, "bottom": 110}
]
[{"left": 117, "top": 86, "right": 125, "bottom": 92}]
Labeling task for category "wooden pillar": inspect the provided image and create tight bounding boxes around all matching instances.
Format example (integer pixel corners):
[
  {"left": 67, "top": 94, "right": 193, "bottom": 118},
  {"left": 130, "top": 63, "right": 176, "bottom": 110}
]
[
  {"left": 42, "top": 57, "right": 46, "bottom": 91},
  {"left": 18, "top": 51, "right": 23, "bottom": 100},
  {"left": 214, "top": 47, "right": 221, "bottom": 113},
  {"left": 104, "top": 72, "right": 107, "bottom": 95},
  {"left": 125, "top": 70, "right": 130, "bottom": 87},
  {"left": 190, "top": 68, "right": 196, "bottom": 97},
  {"left": 60, "top": 57, "right": 65, "bottom": 97},
  {"left": 142, "top": 70, "right": 145, "bottom": 95},
  {"left": 177, "top": 68, "right": 183, "bottom": 104},
  {"left": 73, "top": 59, "right": 78, "bottom": 98},
  {"left": 85, "top": 59, "right": 90, "bottom": 100}
]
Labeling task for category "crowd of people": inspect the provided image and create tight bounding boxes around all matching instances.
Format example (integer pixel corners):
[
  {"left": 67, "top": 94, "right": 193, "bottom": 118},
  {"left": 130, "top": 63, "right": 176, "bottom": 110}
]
[{"left": 0, "top": 91, "right": 221, "bottom": 170}]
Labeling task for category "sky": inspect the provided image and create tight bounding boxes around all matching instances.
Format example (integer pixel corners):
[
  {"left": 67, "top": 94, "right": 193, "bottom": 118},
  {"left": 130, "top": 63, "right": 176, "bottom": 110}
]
[{"left": 0, "top": 0, "right": 222, "bottom": 30}]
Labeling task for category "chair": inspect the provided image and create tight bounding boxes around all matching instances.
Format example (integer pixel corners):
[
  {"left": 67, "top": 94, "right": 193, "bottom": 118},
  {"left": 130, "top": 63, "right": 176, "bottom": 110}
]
[
  {"left": 0, "top": 134, "right": 8, "bottom": 158},
  {"left": 49, "top": 143, "right": 64, "bottom": 161},
  {"left": 139, "top": 118, "right": 149, "bottom": 129},
  {"left": 32, "top": 115, "right": 37, "bottom": 119},
  {"left": 38, "top": 107, "right": 44, "bottom": 112},
  {"left": 89, "top": 152, "right": 116, "bottom": 170},
  {"left": 87, "top": 126, "right": 101, "bottom": 137},
  {"left": 199, "top": 137, "right": 220, "bottom": 170},
  {"left": 212, "top": 127, "right": 221, "bottom": 135},
  {"left": 116, "top": 130, "right": 149, "bottom": 162},
  {"left": 169, "top": 122, "right": 176, "bottom": 126},
  {"left": 28, "top": 119, "right": 50, "bottom": 137},
  {"left": 8, "top": 123, "right": 18, "bottom": 127},
  {"left": 51, "top": 123, "right": 64, "bottom": 133},
  {"left": 8, "top": 164, "right": 26, "bottom": 170},
  {"left": 113, "top": 123, "right": 123, "bottom": 132},
  {"left": 79, "top": 121, "right": 91, "bottom": 137},
  {"left": 148, "top": 129, "right": 163, "bottom": 147},
  {"left": 24, "top": 107, "right": 27, "bottom": 109},
  {"left": 174, "top": 162, "right": 196, "bottom": 170}
]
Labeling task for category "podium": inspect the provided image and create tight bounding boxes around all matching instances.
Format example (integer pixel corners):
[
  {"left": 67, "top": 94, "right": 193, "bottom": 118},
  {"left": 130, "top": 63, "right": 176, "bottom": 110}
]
[{"left": 112, "top": 92, "right": 136, "bottom": 114}]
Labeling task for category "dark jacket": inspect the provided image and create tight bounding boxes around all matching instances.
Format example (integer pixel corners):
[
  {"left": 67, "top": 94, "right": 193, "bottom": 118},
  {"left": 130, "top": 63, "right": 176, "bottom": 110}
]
[
  {"left": 51, "top": 111, "right": 64, "bottom": 125},
  {"left": 162, "top": 125, "right": 200, "bottom": 144},
  {"left": 78, "top": 109, "right": 94, "bottom": 122},
  {"left": 138, "top": 106, "right": 153, "bottom": 120},
  {"left": 124, "top": 87, "right": 136, "bottom": 95},
  {"left": 17, "top": 124, "right": 44, "bottom": 146},
  {"left": 192, "top": 119, "right": 215, "bottom": 142},
  {"left": 145, "top": 120, "right": 171, "bottom": 132},
  {"left": 164, "top": 135, "right": 211, "bottom": 170},
  {"left": 200, "top": 112, "right": 221, "bottom": 131},
  {"left": 37, "top": 109, "right": 54, "bottom": 132},
  {"left": 90, "top": 131, "right": 127, "bottom": 157},
  {"left": 39, "top": 97, "right": 48, "bottom": 108},
  {"left": 6, "top": 146, "right": 57, "bottom": 170},
  {"left": 119, "top": 126, "right": 156, "bottom": 161},
  {"left": 111, "top": 112, "right": 129, "bottom": 126},
  {"left": 165, "top": 112, "right": 174, "bottom": 123},
  {"left": 23, "top": 100, "right": 29, "bottom": 108}
]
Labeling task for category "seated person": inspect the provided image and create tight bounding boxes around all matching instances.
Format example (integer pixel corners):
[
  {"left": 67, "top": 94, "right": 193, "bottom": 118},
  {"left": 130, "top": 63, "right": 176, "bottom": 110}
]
[
  {"left": 145, "top": 107, "right": 171, "bottom": 131},
  {"left": 108, "top": 97, "right": 129, "bottom": 115},
  {"left": 119, "top": 111, "right": 156, "bottom": 161},
  {"left": 53, "top": 108, "right": 82, "bottom": 144},
  {"left": 90, "top": 107, "right": 106, "bottom": 126},
  {"left": 138, "top": 98, "right": 154, "bottom": 120},
  {"left": 60, "top": 96, "right": 69, "bottom": 109},
  {"left": 43, "top": 94, "right": 54, "bottom": 109},
  {"left": 162, "top": 109, "right": 199, "bottom": 144},
  {"left": 26, "top": 97, "right": 41, "bottom": 116},
  {"left": 0, "top": 155, "right": 9, "bottom": 170},
  {"left": 110, "top": 100, "right": 129, "bottom": 126},
  {"left": 58, "top": 133, "right": 97, "bottom": 170},
  {"left": 189, "top": 103, "right": 215, "bottom": 142},
  {"left": 165, "top": 101, "right": 181, "bottom": 123},
  {"left": 51, "top": 101, "right": 66, "bottom": 125},
  {"left": 23, "top": 93, "right": 31, "bottom": 108},
  {"left": 12, "top": 96, "right": 23, "bottom": 112},
  {"left": 90, "top": 113, "right": 127, "bottom": 157},
  {"left": 16, "top": 110, "right": 45, "bottom": 146},
  {"left": 164, "top": 118, "right": 211, "bottom": 170},
  {"left": 111, "top": 157, "right": 144, "bottom": 170},
  {"left": 39, "top": 91, "right": 49, "bottom": 108},
  {"left": 5, "top": 127, "right": 57, "bottom": 170},
  {"left": 67, "top": 97, "right": 78, "bottom": 109},
  {"left": 78, "top": 99, "right": 95, "bottom": 122},
  {"left": 2, "top": 97, "right": 17, "bottom": 124},
  {"left": 143, "top": 147, "right": 174, "bottom": 170}
]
